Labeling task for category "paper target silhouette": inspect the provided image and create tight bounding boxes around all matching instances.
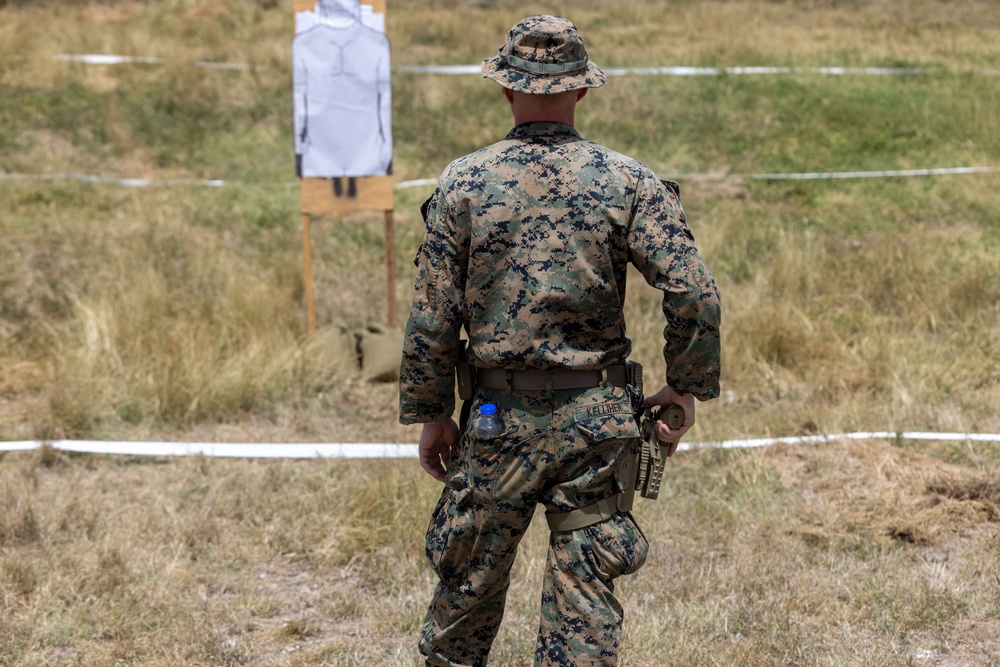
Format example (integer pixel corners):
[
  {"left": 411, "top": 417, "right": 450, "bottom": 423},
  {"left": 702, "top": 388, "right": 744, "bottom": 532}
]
[{"left": 293, "top": 0, "right": 392, "bottom": 178}]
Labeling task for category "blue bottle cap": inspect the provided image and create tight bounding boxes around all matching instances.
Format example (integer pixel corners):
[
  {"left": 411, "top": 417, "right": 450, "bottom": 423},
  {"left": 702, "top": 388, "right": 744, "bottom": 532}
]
[{"left": 480, "top": 403, "right": 497, "bottom": 416}]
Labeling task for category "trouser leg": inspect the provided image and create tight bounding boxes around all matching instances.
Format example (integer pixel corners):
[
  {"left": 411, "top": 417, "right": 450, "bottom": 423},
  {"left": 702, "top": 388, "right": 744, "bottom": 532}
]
[
  {"left": 419, "top": 422, "right": 541, "bottom": 666},
  {"left": 534, "top": 385, "right": 649, "bottom": 667},
  {"left": 420, "top": 559, "right": 514, "bottom": 667},
  {"left": 420, "top": 385, "right": 647, "bottom": 666},
  {"left": 534, "top": 512, "right": 648, "bottom": 667}
]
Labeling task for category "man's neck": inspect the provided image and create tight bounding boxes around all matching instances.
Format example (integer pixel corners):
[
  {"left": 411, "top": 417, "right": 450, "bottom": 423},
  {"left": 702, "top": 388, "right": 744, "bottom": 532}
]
[
  {"left": 506, "top": 89, "right": 579, "bottom": 127},
  {"left": 511, "top": 109, "right": 575, "bottom": 126}
]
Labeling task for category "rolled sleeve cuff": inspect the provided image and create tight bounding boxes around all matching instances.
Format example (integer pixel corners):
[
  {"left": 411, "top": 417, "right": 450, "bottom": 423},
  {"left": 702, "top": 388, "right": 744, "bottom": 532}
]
[
  {"left": 399, "top": 396, "right": 454, "bottom": 425},
  {"left": 667, "top": 375, "right": 720, "bottom": 402}
]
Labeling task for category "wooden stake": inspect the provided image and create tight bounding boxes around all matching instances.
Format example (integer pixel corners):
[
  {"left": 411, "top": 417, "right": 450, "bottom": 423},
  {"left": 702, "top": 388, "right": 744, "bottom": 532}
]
[
  {"left": 385, "top": 209, "right": 397, "bottom": 328},
  {"left": 301, "top": 212, "right": 317, "bottom": 334}
]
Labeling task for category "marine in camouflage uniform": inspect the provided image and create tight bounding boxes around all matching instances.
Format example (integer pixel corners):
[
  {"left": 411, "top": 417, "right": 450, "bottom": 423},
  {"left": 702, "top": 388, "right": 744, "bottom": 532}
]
[{"left": 399, "top": 15, "right": 721, "bottom": 667}]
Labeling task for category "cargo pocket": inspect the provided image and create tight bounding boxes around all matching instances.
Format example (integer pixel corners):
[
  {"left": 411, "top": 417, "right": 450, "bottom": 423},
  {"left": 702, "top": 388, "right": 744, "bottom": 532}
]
[
  {"left": 424, "top": 468, "right": 473, "bottom": 583},
  {"left": 573, "top": 390, "right": 641, "bottom": 492},
  {"left": 573, "top": 391, "right": 640, "bottom": 444},
  {"left": 581, "top": 512, "right": 649, "bottom": 581}
]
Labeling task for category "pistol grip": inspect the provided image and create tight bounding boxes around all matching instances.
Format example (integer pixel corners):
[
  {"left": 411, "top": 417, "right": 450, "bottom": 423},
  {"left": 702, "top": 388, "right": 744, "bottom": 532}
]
[{"left": 664, "top": 404, "right": 685, "bottom": 430}]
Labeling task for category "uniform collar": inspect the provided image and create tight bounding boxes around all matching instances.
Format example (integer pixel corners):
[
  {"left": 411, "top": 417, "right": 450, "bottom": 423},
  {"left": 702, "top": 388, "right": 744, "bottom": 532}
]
[{"left": 505, "top": 121, "right": 581, "bottom": 141}]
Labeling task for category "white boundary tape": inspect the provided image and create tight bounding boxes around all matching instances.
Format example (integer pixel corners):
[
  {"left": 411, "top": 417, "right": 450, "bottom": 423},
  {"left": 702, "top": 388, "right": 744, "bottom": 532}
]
[
  {"left": 681, "top": 431, "right": 1000, "bottom": 453},
  {"left": 0, "top": 440, "right": 418, "bottom": 458},
  {"left": 49, "top": 57, "right": 1000, "bottom": 77},
  {"left": 1, "top": 432, "right": 997, "bottom": 459},
  {"left": 0, "top": 171, "right": 231, "bottom": 188},
  {"left": 3, "top": 167, "right": 997, "bottom": 191},
  {"left": 53, "top": 54, "right": 251, "bottom": 70},
  {"left": 401, "top": 65, "right": 940, "bottom": 77},
  {"left": 54, "top": 54, "right": 163, "bottom": 65},
  {"left": 396, "top": 177, "right": 439, "bottom": 189},
  {"left": 748, "top": 166, "right": 998, "bottom": 181}
]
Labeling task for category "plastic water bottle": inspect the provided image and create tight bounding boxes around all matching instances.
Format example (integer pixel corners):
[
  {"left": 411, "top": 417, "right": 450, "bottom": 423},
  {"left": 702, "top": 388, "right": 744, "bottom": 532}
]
[{"left": 472, "top": 403, "right": 505, "bottom": 440}]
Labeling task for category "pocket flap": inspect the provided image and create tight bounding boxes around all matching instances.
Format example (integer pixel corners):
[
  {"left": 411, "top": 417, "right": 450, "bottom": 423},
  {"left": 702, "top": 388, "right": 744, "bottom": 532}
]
[{"left": 574, "top": 401, "right": 640, "bottom": 443}]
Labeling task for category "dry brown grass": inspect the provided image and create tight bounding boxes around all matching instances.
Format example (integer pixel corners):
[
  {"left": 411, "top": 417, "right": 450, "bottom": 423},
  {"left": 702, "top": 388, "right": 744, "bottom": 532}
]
[
  {"left": 1, "top": 439, "right": 998, "bottom": 665},
  {"left": 389, "top": 0, "right": 1000, "bottom": 70}
]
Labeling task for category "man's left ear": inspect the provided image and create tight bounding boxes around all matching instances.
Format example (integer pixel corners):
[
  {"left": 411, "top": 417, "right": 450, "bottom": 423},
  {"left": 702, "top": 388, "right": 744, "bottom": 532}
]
[{"left": 576, "top": 88, "right": 588, "bottom": 101}]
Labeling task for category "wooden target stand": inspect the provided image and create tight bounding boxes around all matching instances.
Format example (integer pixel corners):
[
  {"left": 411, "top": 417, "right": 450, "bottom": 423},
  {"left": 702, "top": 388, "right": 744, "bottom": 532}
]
[{"left": 294, "top": 0, "right": 395, "bottom": 334}]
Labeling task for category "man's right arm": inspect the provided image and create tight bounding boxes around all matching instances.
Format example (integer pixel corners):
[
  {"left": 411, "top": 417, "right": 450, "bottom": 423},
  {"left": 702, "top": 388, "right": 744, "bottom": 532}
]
[{"left": 628, "top": 172, "right": 722, "bottom": 403}]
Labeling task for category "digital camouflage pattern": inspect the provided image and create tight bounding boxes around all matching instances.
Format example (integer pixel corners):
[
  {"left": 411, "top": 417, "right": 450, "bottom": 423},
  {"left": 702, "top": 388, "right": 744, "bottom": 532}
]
[
  {"left": 399, "top": 121, "right": 722, "bottom": 425},
  {"left": 401, "top": 117, "right": 721, "bottom": 665},
  {"left": 421, "top": 386, "right": 648, "bottom": 667},
  {"left": 481, "top": 15, "right": 606, "bottom": 95}
]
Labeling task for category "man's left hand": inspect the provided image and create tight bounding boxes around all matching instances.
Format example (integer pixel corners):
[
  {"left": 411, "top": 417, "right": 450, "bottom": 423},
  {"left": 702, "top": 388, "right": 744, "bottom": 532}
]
[{"left": 418, "top": 419, "right": 460, "bottom": 483}]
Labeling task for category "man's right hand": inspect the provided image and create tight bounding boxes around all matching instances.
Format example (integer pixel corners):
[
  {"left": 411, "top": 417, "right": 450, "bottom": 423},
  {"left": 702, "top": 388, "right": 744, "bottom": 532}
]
[
  {"left": 418, "top": 419, "right": 460, "bottom": 483},
  {"left": 643, "top": 386, "right": 695, "bottom": 448}
]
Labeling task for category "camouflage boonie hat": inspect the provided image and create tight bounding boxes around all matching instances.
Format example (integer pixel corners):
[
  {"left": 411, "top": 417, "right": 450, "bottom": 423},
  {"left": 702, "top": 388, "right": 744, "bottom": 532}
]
[{"left": 482, "top": 15, "right": 606, "bottom": 94}]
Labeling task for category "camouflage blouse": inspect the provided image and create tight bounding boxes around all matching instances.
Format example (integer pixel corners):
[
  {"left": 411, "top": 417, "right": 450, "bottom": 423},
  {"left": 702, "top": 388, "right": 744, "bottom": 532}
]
[{"left": 399, "top": 121, "right": 721, "bottom": 424}]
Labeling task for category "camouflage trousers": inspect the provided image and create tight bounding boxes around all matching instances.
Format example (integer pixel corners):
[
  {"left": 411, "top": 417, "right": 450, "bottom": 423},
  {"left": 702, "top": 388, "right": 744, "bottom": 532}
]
[{"left": 420, "top": 385, "right": 649, "bottom": 667}]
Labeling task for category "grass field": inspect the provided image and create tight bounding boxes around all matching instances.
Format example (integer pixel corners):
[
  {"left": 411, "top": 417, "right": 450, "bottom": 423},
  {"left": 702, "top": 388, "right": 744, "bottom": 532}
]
[{"left": 1, "top": 1, "right": 999, "bottom": 665}]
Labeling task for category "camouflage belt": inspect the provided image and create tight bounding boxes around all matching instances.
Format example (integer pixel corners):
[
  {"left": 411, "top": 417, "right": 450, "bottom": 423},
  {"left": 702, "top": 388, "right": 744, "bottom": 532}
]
[{"left": 476, "top": 365, "right": 628, "bottom": 394}]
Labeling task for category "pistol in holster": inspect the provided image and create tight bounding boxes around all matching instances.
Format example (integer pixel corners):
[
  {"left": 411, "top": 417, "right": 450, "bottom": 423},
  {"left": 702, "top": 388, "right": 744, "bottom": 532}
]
[
  {"left": 623, "top": 361, "right": 686, "bottom": 500},
  {"left": 636, "top": 403, "right": 684, "bottom": 500}
]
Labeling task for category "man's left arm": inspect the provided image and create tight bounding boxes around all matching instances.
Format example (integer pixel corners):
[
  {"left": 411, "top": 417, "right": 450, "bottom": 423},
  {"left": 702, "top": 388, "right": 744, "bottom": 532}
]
[{"left": 398, "top": 186, "right": 467, "bottom": 426}]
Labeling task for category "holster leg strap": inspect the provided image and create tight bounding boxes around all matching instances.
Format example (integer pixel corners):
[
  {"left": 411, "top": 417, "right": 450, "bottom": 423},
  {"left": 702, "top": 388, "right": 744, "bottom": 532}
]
[
  {"left": 545, "top": 448, "right": 640, "bottom": 532},
  {"left": 545, "top": 489, "right": 635, "bottom": 532}
]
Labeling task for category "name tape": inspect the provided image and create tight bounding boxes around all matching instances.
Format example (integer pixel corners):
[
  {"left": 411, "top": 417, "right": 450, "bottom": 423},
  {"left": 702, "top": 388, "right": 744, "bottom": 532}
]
[{"left": 1, "top": 432, "right": 997, "bottom": 458}]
